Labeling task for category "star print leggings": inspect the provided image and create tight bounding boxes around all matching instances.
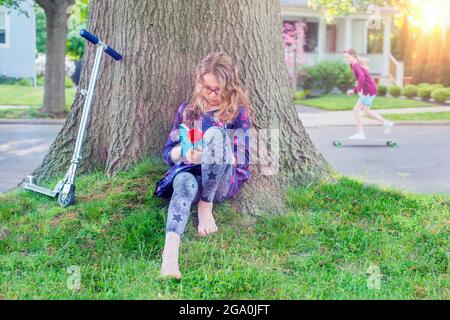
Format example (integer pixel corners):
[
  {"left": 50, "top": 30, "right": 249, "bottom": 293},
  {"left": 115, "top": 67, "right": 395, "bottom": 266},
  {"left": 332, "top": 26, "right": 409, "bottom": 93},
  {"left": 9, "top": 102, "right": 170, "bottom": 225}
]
[{"left": 166, "top": 126, "right": 235, "bottom": 239}]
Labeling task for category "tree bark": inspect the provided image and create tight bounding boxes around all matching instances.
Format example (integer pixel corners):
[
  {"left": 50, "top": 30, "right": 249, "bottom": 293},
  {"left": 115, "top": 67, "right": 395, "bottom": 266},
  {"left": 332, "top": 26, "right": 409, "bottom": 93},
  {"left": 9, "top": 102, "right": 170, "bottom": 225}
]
[
  {"left": 37, "top": 0, "right": 74, "bottom": 116},
  {"left": 32, "top": 0, "right": 331, "bottom": 216}
]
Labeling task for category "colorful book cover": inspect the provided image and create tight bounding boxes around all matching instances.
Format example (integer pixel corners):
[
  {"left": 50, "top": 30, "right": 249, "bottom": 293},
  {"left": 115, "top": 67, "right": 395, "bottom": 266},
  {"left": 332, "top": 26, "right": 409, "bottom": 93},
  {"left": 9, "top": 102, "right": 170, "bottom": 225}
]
[{"left": 180, "top": 124, "right": 204, "bottom": 158}]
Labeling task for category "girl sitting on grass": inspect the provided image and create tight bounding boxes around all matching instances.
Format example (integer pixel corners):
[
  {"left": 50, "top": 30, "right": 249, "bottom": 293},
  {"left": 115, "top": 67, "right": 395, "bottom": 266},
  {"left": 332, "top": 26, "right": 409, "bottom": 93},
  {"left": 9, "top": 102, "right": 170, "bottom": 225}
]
[
  {"left": 344, "top": 48, "right": 394, "bottom": 139},
  {"left": 154, "top": 52, "right": 252, "bottom": 280}
]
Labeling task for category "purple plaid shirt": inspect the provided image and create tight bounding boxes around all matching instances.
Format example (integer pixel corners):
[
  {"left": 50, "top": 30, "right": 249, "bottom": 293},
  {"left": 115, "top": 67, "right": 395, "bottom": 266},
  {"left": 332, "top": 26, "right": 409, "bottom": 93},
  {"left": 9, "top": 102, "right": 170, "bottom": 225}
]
[{"left": 155, "top": 101, "right": 251, "bottom": 199}]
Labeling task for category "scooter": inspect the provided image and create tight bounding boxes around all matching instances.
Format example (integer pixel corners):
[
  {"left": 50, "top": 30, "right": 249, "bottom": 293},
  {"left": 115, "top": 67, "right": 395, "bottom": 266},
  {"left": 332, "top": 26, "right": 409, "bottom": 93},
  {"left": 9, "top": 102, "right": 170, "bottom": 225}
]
[{"left": 23, "top": 29, "right": 123, "bottom": 207}]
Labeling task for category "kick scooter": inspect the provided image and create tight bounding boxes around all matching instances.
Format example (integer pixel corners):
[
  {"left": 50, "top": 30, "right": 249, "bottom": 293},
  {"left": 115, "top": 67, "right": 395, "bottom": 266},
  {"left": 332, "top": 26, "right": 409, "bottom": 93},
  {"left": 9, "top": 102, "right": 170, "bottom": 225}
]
[{"left": 23, "top": 29, "right": 123, "bottom": 207}]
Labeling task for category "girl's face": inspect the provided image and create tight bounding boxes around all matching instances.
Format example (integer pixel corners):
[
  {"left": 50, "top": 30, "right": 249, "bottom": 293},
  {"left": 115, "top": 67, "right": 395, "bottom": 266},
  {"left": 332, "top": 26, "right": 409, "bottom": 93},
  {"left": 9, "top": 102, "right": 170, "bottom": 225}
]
[
  {"left": 202, "top": 73, "right": 223, "bottom": 107},
  {"left": 344, "top": 52, "right": 357, "bottom": 64}
]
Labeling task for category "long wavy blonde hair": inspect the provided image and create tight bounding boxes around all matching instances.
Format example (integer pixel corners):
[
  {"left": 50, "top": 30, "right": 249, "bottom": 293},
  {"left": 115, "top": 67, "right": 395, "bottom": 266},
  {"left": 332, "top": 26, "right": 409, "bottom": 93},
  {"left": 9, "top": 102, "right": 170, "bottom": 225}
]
[
  {"left": 183, "top": 52, "right": 252, "bottom": 127},
  {"left": 345, "top": 48, "right": 370, "bottom": 71}
]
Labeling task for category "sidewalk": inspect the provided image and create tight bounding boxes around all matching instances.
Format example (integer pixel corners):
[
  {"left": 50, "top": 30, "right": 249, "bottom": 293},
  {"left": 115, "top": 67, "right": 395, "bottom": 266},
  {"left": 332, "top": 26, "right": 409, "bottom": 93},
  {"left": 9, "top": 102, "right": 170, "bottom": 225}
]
[{"left": 297, "top": 105, "right": 450, "bottom": 127}]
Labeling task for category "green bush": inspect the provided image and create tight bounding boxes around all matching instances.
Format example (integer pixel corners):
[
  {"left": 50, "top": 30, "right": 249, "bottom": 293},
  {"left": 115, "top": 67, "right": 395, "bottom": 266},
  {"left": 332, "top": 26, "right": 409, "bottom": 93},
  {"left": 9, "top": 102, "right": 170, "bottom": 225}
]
[
  {"left": 388, "top": 85, "right": 402, "bottom": 97},
  {"left": 402, "top": 85, "right": 418, "bottom": 98},
  {"left": 377, "top": 85, "right": 387, "bottom": 96},
  {"left": 431, "top": 88, "right": 450, "bottom": 103},
  {"left": 17, "top": 78, "right": 33, "bottom": 86},
  {"left": 418, "top": 82, "right": 432, "bottom": 89},
  {"left": 300, "top": 60, "right": 354, "bottom": 95},
  {"left": 65, "top": 76, "right": 73, "bottom": 88},
  {"left": 293, "top": 90, "right": 310, "bottom": 101},
  {"left": 0, "top": 76, "right": 31, "bottom": 85},
  {"left": 418, "top": 86, "right": 433, "bottom": 100},
  {"left": 431, "top": 84, "right": 444, "bottom": 90}
]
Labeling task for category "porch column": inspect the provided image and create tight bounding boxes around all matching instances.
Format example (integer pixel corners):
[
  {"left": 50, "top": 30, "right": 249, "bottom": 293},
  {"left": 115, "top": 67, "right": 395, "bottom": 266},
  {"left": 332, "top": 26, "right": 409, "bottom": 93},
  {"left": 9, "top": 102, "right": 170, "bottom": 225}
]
[
  {"left": 382, "top": 18, "right": 391, "bottom": 77},
  {"left": 344, "top": 16, "right": 352, "bottom": 50},
  {"left": 317, "top": 17, "right": 326, "bottom": 60}
]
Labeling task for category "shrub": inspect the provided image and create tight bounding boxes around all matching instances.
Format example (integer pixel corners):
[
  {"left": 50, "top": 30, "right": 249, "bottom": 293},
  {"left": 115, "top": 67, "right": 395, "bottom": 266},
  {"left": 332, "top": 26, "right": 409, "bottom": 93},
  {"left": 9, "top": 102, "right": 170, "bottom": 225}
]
[
  {"left": 418, "top": 82, "right": 432, "bottom": 89},
  {"left": 293, "top": 90, "right": 310, "bottom": 101},
  {"left": 300, "top": 60, "right": 354, "bottom": 95},
  {"left": 431, "top": 84, "right": 444, "bottom": 90},
  {"left": 377, "top": 85, "right": 387, "bottom": 96},
  {"left": 17, "top": 78, "right": 33, "bottom": 86},
  {"left": 65, "top": 76, "right": 73, "bottom": 88},
  {"left": 431, "top": 88, "right": 450, "bottom": 103},
  {"left": 388, "top": 85, "right": 402, "bottom": 97},
  {"left": 402, "top": 85, "right": 418, "bottom": 98},
  {"left": 418, "top": 86, "right": 433, "bottom": 100}
]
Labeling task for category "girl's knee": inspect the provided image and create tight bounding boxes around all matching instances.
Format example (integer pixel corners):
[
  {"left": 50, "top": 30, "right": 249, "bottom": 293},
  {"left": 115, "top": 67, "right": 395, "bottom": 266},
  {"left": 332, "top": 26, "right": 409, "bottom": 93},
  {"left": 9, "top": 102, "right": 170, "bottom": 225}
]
[{"left": 173, "top": 172, "right": 199, "bottom": 197}]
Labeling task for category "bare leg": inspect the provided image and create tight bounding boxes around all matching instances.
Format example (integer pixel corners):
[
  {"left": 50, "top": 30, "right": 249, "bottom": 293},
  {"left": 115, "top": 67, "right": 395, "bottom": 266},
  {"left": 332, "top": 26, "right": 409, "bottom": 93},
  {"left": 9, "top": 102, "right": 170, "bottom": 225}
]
[
  {"left": 363, "top": 106, "right": 386, "bottom": 124},
  {"left": 161, "top": 232, "right": 182, "bottom": 280},
  {"left": 353, "top": 103, "right": 364, "bottom": 132}
]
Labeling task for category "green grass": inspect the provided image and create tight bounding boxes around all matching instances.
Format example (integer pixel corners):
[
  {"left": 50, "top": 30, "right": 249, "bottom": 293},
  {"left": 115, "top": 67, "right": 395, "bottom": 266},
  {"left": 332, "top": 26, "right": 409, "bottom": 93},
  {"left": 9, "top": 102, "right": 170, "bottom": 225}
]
[
  {"left": 0, "top": 84, "right": 76, "bottom": 111},
  {"left": 0, "top": 107, "right": 54, "bottom": 119},
  {"left": 384, "top": 112, "right": 450, "bottom": 121},
  {"left": 296, "top": 94, "right": 432, "bottom": 111},
  {"left": 0, "top": 158, "right": 448, "bottom": 299}
]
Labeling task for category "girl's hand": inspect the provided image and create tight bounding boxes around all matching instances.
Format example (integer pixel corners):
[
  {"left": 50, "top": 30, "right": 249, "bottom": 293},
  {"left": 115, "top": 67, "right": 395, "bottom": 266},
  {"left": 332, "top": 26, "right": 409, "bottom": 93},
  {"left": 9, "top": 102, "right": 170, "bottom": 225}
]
[
  {"left": 183, "top": 147, "right": 203, "bottom": 164},
  {"left": 347, "top": 89, "right": 354, "bottom": 96}
]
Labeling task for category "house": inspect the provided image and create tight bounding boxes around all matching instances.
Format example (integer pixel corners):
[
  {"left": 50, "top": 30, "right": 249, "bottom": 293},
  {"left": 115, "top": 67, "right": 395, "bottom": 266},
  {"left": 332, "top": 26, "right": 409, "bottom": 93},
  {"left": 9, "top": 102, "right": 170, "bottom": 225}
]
[
  {"left": 0, "top": 0, "right": 36, "bottom": 85},
  {"left": 281, "top": 0, "right": 403, "bottom": 86}
]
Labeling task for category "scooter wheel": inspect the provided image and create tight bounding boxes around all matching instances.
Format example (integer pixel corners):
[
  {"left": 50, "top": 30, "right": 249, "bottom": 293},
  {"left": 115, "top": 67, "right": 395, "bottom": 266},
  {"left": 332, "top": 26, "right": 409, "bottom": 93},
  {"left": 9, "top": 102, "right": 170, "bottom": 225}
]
[{"left": 58, "top": 185, "right": 76, "bottom": 208}]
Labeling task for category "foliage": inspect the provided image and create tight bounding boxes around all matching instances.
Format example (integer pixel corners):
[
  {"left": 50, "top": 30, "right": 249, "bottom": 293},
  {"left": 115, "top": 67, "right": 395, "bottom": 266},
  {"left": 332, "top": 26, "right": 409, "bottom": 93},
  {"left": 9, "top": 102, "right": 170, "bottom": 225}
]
[
  {"left": 431, "top": 88, "right": 450, "bottom": 103},
  {"left": 401, "top": 85, "right": 418, "bottom": 98},
  {"left": 377, "top": 85, "right": 387, "bottom": 96},
  {"left": 417, "top": 86, "right": 433, "bottom": 101},
  {"left": 388, "top": 85, "right": 402, "bottom": 97},
  {"left": 300, "top": 60, "right": 354, "bottom": 95}
]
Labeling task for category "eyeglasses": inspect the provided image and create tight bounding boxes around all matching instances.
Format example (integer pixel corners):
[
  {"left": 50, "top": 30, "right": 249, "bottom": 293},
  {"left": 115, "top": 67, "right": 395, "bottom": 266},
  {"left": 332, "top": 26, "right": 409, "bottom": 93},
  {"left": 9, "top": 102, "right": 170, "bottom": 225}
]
[{"left": 203, "top": 85, "right": 221, "bottom": 96}]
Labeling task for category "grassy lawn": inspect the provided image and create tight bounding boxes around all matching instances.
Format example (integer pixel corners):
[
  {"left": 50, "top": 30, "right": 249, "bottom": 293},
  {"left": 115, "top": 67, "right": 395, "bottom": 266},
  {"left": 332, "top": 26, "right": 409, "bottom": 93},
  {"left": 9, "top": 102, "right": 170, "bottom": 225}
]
[
  {"left": 0, "top": 85, "right": 76, "bottom": 111},
  {"left": 0, "top": 107, "right": 54, "bottom": 119},
  {"left": 0, "top": 158, "right": 448, "bottom": 299},
  {"left": 385, "top": 112, "right": 450, "bottom": 121},
  {"left": 296, "top": 94, "right": 432, "bottom": 111}
]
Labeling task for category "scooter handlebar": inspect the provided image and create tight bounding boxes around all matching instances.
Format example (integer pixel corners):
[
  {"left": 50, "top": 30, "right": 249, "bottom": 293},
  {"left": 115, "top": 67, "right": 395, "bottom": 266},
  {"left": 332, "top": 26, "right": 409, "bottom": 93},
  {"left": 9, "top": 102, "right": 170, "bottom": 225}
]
[{"left": 80, "top": 29, "right": 123, "bottom": 61}]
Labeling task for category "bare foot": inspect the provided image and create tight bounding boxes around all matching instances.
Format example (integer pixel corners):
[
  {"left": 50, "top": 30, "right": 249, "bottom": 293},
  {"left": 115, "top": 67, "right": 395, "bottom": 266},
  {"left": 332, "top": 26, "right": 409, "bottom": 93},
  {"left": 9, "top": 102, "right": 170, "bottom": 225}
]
[
  {"left": 160, "top": 232, "right": 182, "bottom": 280},
  {"left": 197, "top": 200, "right": 218, "bottom": 237}
]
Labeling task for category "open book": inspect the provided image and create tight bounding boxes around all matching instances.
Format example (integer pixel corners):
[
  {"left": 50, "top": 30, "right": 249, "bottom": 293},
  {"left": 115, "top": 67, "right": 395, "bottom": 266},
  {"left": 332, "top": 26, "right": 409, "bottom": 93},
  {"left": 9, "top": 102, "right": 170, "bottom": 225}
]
[{"left": 180, "top": 123, "right": 204, "bottom": 158}]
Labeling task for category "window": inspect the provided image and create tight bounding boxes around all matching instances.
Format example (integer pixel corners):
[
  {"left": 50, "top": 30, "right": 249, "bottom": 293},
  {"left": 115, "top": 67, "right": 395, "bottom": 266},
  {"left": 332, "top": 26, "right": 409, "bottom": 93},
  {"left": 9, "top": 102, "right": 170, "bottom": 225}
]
[
  {"left": 304, "top": 21, "right": 318, "bottom": 53},
  {"left": 0, "top": 12, "right": 6, "bottom": 45}
]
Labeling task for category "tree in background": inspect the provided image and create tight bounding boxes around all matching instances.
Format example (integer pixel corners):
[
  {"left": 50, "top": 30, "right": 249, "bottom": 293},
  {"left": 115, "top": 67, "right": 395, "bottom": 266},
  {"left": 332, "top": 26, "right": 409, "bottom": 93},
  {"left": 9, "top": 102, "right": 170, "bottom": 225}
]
[
  {"left": 35, "top": 0, "right": 89, "bottom": 59},
  {"left": 0, "top": 0, "right": 75, "bottom": 116}
]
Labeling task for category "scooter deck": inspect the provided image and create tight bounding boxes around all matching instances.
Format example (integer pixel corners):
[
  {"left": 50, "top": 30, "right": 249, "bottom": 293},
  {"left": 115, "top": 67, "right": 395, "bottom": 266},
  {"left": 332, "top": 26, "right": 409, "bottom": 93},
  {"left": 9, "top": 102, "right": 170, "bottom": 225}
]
[{"left": 332, "top": 139, "right": 398, "bottom": 148}]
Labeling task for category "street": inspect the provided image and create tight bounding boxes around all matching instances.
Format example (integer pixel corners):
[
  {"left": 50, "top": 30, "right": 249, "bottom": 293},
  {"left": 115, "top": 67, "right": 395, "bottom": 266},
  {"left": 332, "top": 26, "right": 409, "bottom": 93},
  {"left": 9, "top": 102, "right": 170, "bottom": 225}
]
[
  {"left": 306, "top": 125, "right": 450, "bottom": 195},
  {"left": 0, "top": 124, "right": 62, "bottom": 193}
]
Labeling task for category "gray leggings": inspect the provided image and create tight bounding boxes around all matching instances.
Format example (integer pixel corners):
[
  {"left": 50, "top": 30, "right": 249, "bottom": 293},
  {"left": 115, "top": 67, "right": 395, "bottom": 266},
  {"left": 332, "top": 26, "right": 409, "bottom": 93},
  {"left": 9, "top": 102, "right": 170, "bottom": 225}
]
[{"left": 166, "top": 126, "right": 234, "bottom": 239}]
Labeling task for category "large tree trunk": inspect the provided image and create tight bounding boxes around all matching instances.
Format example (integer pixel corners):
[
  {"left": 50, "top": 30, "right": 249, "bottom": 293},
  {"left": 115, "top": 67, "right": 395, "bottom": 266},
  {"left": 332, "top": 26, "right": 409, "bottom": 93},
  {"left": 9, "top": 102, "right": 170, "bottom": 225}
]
[
  {"left": 37, "top": 0, "right": 74, "bottom": 116},
  {"left": 32, "top": 0, "right": 330, "bottom": 216}
]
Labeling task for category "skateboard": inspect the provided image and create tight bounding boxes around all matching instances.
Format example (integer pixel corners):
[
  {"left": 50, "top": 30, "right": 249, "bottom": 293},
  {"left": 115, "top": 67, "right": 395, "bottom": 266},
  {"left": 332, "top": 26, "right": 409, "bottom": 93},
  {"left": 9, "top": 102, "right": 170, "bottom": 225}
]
[{"left": 332, "top": 139, "right": 398, "bottom": 148}]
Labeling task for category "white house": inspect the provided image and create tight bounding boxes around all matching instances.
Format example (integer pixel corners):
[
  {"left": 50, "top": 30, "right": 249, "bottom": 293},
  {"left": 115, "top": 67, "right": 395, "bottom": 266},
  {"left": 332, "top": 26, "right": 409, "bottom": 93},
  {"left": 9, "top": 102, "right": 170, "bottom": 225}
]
[
  {"left": 0, "top": 0, "right": 36, "bottom": 84},
  {"left": 281, "top": 0, "right": 404, "bottom": 86}
]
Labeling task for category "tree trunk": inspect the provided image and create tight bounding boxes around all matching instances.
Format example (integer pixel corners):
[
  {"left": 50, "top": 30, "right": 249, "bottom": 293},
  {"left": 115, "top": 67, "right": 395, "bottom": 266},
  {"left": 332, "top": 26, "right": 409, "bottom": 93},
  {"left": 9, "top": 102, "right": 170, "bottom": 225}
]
[
  {"left": 37, "top": 0, "right": 74, "bottom": 116},
  {"left": 32, "top": 0, "right": 330, "bottom": 216}
]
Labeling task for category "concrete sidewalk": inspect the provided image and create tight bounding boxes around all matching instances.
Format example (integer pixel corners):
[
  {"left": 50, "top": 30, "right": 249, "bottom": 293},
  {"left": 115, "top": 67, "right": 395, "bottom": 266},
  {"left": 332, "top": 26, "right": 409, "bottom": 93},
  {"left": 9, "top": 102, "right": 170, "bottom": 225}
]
[{"left": 298, "top": 105, "right": 450, "bottom": 127}]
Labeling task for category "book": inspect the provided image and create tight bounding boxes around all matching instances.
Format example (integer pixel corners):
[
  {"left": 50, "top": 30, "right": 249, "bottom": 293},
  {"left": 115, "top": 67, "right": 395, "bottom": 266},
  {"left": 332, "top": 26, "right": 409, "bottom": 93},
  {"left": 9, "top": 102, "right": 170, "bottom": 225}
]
[{"left": 180, "top": 123, "right": 204, "bottom": 158}]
